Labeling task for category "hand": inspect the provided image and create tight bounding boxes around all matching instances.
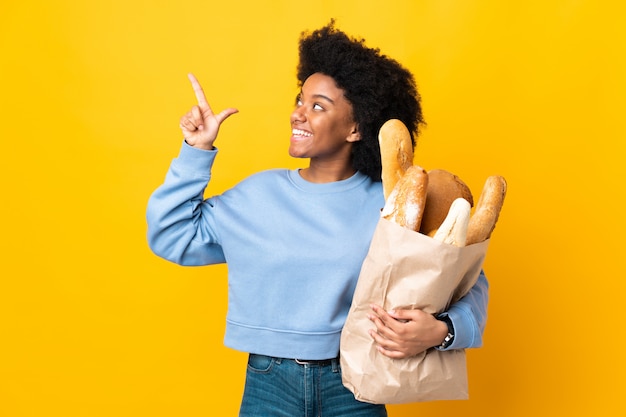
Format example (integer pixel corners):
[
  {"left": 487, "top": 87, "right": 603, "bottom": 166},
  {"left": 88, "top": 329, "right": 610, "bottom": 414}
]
[
  {"left": 179, "top": 73, "right": 239, "bottom": 150},
  {"left": 367, "top": 304, "right": 449, "bottom": 359}
]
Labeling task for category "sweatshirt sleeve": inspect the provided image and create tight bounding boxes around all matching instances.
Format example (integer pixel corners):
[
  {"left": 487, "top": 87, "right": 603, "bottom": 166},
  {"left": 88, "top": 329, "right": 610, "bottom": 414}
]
[
  {"left": 146, "top": 141, "right": 226, "bottom": 266},
  {"left": 438, "top": 270, "right": 489, "bottom": 350}
]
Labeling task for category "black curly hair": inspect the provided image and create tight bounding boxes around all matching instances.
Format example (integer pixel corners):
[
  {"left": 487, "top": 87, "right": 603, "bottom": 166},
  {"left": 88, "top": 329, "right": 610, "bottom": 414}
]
[{"left": 297, "top": 20, "right": 425, "bottom": 181}]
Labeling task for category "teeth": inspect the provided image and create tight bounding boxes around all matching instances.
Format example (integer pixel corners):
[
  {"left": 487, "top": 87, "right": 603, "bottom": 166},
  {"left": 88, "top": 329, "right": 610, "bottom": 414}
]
[{"left": 292, "top": 128, "right": 312, "bottom": 137}]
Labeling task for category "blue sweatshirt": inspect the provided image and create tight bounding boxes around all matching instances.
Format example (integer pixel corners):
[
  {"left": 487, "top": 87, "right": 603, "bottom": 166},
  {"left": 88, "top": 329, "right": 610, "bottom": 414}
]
[{"left": 147, "top": 142, "right": 488, "bottom": 359}]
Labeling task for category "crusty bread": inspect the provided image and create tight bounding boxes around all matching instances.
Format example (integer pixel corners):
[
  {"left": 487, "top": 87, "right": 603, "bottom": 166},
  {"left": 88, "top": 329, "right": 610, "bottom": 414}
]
[
  {"left": 381, "top": 165, "right": 428, "bottom": 231},
  {"left": 466, "top": 175, "right": 507, "bottom": 245},
  {"left": 419, "top": 169, "right": 474, "bottom": 237},
  {"left": 432, "top": 197, "right": 472, "bottom": 247},
  {"left": 378, "top": 119, "right": 414, "bottom": 201}
]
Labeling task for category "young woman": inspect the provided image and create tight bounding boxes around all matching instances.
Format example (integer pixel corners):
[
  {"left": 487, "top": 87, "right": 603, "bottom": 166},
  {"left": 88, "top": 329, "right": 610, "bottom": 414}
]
[{"left": 147, "top": 21, "right": 488, "bottom": 417}]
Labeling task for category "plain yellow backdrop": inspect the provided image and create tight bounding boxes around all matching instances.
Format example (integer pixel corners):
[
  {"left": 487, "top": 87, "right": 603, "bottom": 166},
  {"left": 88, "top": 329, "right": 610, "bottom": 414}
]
[{"left": 1, "top": 0, "right": 624, "bottom": 416}]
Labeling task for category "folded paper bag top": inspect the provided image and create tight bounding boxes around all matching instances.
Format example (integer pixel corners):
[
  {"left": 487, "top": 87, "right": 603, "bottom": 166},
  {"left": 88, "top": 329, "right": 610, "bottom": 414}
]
[{"left": 340, "top": 218, "right": 489, "bottom": 404}]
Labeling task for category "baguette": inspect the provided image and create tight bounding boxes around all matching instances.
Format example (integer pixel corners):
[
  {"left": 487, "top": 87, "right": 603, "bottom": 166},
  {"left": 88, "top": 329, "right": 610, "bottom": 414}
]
[
  {"left": 419, "top": 169, "right": 474, "bottom": 237},
  {"left": 466, "top": 175, "right": 507, "bottom": 245},
  {"left": 378, "top": 119, "right": 414, "bottom": 201},
  {"left": 381, "top": 165, "right": 428, "bottom": 231}
]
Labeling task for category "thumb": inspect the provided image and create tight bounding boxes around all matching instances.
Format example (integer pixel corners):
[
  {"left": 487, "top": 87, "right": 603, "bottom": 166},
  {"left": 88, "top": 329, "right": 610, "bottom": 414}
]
[
  {"left": 387, "top": 308, "right": 414, "bottom": 322},
  {"left": 215, "top": 107, "right": 239, "bottom": 124}
]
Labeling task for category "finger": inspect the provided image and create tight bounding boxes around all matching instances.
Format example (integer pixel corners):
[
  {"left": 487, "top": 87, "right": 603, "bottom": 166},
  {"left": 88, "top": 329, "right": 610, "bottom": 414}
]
[
  {"left": 377, "top": 345, "right": 406, "bottom": 359},
  {"left": 370, "top": 328, "right": 417, "bottom": 359},
  {"left": 190, "top": 105, "right": 204, "bottom": 130},
  {"left": 180, "top": 127, "right": 196, "bottom": 139},
  {"left": 368, "top": 313, "right": 399, "bottom": 341},
  {"left": 180, "top": 123, "right": 198, "bottom": 139},
  {"left": 369, "top": 329, "right": 403, "bottom": 356},
  {"left": 179, "top": 109, "right": 201, "bottom": 131},
  {"left": 179, "top": 115, "right": 196, "bottom": 131},
  {"left": 368, "top": 328, "right": 393, "bottom": 348},
  {"left": 188, "top": 73, "right": 210, "bottom": 110},
  {"left": 370, "top": 304, "right": 402, "bottom": 330},
  {"left": 387, "top": 308, "right": 417, "bottom": 322},
  {"left": 214, "top": 107, "right": 239, "bottom": 124}
]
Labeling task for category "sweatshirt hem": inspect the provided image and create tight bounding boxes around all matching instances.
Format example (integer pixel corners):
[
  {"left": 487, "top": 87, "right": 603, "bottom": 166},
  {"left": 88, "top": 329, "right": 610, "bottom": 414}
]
[{"left": 224, "top": 321, "right": 342, "bottom": 360}]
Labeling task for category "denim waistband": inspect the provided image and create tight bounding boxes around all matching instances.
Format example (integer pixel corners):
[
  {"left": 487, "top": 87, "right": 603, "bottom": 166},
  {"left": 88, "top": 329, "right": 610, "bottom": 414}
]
[
  {"left": 292, "top": 357, "right": 339, "bottom": 367},
  {"left": 254, "top": 354, "right": 340, "bottom": 368}
]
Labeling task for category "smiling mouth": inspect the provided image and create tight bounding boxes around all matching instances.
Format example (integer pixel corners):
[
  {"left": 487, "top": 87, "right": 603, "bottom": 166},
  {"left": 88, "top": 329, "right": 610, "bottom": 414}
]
[{"left": 292, "top": 128, "right": 313, "bottom": 137}]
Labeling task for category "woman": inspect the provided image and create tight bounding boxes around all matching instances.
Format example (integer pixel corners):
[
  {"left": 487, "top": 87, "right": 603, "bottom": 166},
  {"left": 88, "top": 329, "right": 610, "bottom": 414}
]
[{"left": 147, "top": 21, "right": 488, "bottom": 417}]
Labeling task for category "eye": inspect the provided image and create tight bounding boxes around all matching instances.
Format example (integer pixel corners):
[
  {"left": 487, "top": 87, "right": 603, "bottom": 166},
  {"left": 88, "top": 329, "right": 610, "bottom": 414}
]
[{"left": 313, "top": 103, "right": 324, "bottom": 110}]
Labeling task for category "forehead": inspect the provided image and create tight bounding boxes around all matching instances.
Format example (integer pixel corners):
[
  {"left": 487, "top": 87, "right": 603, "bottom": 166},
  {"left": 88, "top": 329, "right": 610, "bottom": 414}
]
[{"left": 301, "top": 73, "right": 348, "bottom": 102}]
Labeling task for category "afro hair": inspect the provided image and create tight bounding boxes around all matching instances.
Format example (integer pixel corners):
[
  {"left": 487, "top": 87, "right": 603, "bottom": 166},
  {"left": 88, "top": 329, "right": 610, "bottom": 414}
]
[{"left": 297, "top": 20, "right": 425, "bottom": 181}]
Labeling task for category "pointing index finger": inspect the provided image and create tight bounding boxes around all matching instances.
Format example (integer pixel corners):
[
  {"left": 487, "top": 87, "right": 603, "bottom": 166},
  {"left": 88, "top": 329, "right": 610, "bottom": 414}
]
[{"left": 187, "top": 73, "right": 210, "bottom": 109}]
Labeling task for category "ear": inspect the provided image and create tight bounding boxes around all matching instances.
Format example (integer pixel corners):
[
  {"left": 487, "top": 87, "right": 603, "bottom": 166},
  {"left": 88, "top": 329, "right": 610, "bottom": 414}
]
[{"left": 346, "top": 125, "right": 361, "bottom": 143}]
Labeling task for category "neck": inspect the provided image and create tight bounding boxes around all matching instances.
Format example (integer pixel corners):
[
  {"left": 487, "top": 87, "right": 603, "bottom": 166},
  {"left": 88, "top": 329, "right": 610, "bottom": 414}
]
[{"left": 299, "top": 160, "right": 357, "bottom": 183}]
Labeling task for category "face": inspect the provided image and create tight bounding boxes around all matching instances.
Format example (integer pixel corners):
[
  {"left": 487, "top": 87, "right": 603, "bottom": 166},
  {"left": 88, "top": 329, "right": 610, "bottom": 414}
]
[{"left": 289, "top": 73, "right": 360, "bottom": 161}]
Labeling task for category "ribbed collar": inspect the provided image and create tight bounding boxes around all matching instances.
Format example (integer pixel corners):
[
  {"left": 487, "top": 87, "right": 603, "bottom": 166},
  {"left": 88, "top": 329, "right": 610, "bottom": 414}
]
[{"left": 287, "top": 169, "right": 370, "bottom": 194}]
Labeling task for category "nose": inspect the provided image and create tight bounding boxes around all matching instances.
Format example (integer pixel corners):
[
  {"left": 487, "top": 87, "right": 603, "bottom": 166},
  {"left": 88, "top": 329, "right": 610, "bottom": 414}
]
[{"left": 291, "top": 106, "right": 306, "bottom": 124}]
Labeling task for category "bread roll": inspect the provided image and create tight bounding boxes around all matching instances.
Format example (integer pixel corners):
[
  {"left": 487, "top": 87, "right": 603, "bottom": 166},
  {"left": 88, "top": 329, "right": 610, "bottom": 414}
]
[
  {"left": 466, "top": 175, "right": 507, "bottom": 245},
  {"left": 432, "top": 198, "right": 472, "bottom": 247},
  {"left": 378, "top": 119, "right": 414, "bottom": 201},
  {"left": 419, "top": 169, "right": 474, "bottom": 237},
  {"left": 381, "top": 165, "right": 428, "bottom": 231}
]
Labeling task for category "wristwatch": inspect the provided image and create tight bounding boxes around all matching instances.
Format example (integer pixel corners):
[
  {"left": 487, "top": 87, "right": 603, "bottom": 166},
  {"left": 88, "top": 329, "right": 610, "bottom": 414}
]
[{"left": 437, "top": 315, "right": 455, "bottom": 349}]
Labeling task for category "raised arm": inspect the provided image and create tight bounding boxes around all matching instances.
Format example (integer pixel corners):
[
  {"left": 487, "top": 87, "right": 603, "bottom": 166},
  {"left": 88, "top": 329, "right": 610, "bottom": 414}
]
[{"left": 146, "top": 74, "right": 239, "bottom": 265}]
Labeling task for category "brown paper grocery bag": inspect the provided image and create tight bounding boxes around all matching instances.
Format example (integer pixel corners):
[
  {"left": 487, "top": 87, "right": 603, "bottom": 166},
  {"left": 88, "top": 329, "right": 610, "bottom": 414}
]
[{"left": 340, "top": 217, "right": 489, "bottom": 404}]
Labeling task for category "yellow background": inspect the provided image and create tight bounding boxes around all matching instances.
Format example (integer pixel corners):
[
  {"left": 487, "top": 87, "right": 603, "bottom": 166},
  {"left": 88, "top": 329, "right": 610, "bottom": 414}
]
[{"left": 1, "top": 0, "right": 624, "bottom": 416}]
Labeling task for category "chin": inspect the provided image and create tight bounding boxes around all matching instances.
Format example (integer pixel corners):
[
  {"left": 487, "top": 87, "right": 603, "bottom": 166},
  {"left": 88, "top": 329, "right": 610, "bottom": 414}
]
[{"left": 288, "top": 147, "right": 306, "bottom": 159}]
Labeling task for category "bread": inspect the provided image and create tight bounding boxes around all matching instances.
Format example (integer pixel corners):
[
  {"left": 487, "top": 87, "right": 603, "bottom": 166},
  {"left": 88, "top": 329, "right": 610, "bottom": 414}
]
[
  {"left": 378, "top": 119, "right": 414, "bottom": 201},
  {"left": 466, "top": 175, "right": 507, "bottom": 245},
  {"left": 381, "top": 165, "right": 428, "bottom": 231},
  {"left": 432, "top": 198, "right": 472, "bottom": 247},
  {"left": 419, "top": 169, "right": 474, "bottom": 237}
]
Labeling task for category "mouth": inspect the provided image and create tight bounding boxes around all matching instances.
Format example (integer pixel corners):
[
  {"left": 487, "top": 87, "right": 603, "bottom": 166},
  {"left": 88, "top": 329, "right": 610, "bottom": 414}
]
[{"left": 292, "top": 128, "right": 313, "bottom": 138}]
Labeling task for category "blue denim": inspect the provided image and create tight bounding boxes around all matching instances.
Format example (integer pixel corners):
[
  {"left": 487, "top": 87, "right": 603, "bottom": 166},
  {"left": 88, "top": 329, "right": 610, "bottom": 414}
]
[{"left": 239, "top": 354, "right": 388, "bottom": 417}]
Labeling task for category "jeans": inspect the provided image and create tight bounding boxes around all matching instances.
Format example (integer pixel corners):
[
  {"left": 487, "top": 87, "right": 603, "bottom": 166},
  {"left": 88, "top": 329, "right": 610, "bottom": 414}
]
[{"left": 239, "top": 354, "right": 388, "bottom": 417}]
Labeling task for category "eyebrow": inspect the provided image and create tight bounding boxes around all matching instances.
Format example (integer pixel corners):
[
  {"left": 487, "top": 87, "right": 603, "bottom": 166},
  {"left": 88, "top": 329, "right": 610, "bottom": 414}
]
[
  {"left": 297, "top": 91, "right": 335, "bottom": 104},
  {"left": 312, "top": 93, "right": 335, "bottom": 104}
]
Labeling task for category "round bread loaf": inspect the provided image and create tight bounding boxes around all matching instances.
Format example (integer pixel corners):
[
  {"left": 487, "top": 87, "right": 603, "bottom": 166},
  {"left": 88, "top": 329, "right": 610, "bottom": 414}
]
[{"left": 419, "top": 169, "right": 474, "bottom": 237}]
